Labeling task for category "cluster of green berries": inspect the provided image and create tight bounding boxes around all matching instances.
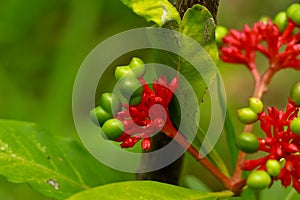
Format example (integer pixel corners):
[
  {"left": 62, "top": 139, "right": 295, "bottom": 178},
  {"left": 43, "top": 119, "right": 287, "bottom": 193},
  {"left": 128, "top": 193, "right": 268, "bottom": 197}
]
[
  {"left": 90, "top": 57, "right": 145, "bottom": 140},
  {"left": 235, "top": 82, "right": 300, "bottom": 191},
  {"left": 272, "top": 3, "right": 300, "bottom": 32}
]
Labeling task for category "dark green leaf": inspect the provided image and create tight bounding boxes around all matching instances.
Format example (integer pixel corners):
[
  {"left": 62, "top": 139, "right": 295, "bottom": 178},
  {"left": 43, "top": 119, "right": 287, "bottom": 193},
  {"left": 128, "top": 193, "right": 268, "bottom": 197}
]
[
  {"left": 68, "top": 181, "right": 234, "bottom": 200},
  {"left": 120, "top": 0, "right": 181, "bottom": 28},
  {"left": 0, "top": 120, "right": 134, "bottom": 199},
  {"left": 182, "top": 5, "right": 218, "bottom": 62}
]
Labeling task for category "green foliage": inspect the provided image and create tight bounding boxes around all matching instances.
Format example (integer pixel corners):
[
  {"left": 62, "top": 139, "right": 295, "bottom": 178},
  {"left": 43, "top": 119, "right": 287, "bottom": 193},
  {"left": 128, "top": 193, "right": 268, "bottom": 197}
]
[
  {"left": 182, "top": 5, "right": 218, "bottom": 62},
  {"left": 68, "top": 181, "right": 234, "bottom": 200},
  {"left": 0, "top": 120, "right": 133, "bottom": 199},
  {"left": 120, "top": 0, "right": 181, "bottom": 27}
]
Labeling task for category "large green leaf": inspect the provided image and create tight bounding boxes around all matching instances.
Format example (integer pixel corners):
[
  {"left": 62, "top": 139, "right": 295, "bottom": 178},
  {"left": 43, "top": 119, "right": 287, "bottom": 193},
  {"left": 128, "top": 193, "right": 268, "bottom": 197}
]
[
  {"left": 182, "top": 5, "right": 218, "bottom": 62},
  {"left": 68, "top": 181, "right": 234, "bottom": 200},
  {"left": 0, "top": 120, "right": 134, "bottom": 199},
  {"left": 120, "top": 0, "right": 181, "bottom": 28}
]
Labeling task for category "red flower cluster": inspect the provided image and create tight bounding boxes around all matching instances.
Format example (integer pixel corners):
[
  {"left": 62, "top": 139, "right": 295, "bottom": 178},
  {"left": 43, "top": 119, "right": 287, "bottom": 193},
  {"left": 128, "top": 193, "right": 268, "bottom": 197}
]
[
  {"left": 114, "top": 76, "right": 178, "bottom": 151},
  {"left": 220, "top": 19, "right": 300, "bottom": 71},
  {"left": 242, "top": 99, "right": 300, "bottom": 192}
]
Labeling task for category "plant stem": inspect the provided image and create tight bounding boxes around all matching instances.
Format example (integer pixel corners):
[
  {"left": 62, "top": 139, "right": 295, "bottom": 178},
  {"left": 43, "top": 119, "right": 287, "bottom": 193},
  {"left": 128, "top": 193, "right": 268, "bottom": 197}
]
[
  {"left": 232, "top": 66, "right": 277, "bottom": 189},
  {"left": 163, "top": 120, "right": 232, "bottom": 190}
]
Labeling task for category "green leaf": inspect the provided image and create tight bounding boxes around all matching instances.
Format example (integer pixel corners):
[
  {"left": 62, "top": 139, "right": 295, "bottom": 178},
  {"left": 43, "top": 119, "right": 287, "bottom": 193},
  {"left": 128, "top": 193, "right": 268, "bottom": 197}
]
[
  {"left": 68, "top": 181, "right": 234, "bottom": 200},
  {"left": 194, "top": 128, "right": 230, "bottom": 177},
  {"left": 182, "top": 5, "right": 218, "bottom": 62},
  {"left": 259, "top": 181, "right": 299, "bottom": 200},
  {"left": 181, "top": 175, "right": 212, "bottom": 192},
  {"left": 224, "top": 110, "right": 238, "bottom": 170},
  {"left": 120, "top": 0, "right": 181, "bottom": 28},
  {"left": 0, "top": 120, "right": 134, "bottom": 199}
]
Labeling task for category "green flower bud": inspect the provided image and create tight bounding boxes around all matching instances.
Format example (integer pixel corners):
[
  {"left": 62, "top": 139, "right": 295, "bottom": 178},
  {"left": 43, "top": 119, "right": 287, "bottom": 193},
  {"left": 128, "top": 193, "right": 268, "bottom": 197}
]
[
  {"left": 129, "top": 95, "right": 142, "bottom": 106},
  {"left": 115, "top": 66, "right": 134, "bottom": 81},
  {"left": 273, "top": 11, "right": 288, "bottom": 32},
  {"left": 236, "top": 132, "right": 260, "bottom": 153},
  {"left": 248, "top": 97, "right": 264, "bottom": 114},
  {"left": 286, "top": 3, "right": 300, "bottom": 25},
  {"left": 246, "top": 170, "right": 271, "bottom": 190},
  {"left": 237, "top": 107, "right": 258, "bottom": 124},
  {"left": 129, "top": 57, "right": 145, "bottom": 78},
  {"left": 119, "top": 77, "right": 143, "bottom": 99},
  {"left": 90, "top": 106, "right": 112, "bottom": 126},
  {"left": 215, "top": 25, "right": 228, "bottom": 45},
  {"left": 290, "top": 118, "right": 300, "bottom": 135},
  {"left": 101, "top": 119, "right": 124, "bottom": 140},
  {"left": 99, "top": 93, "right": 122, "bottom": 115},
  {"left": 290, "top": 81, "right": 300, "bottom": 106},
  {"left": 266, "top": 159, "right": 281, "bottom": 177}
]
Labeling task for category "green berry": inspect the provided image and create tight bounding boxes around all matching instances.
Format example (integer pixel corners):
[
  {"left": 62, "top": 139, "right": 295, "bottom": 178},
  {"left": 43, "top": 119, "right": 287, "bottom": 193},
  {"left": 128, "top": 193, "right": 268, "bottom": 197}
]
[
  {"left": 129, "top": 95, "right": 142, "bottom": 106},
  {"left": 119, "top": 77, "right": 143, "bottom": 99},
  {"left": 90, "top": 106, "right": 112, "bottom": 126},
  {"left": 247, "top": 170, "right": 271, "bottom": 190},
  {"left": 266, "top": 159, "right": 281, "bottom": 177},
  {"left": 273, "top": 11, "right": 288, "bottom": 32},
  {"left": 290, "top": 118, "right": 300, "bottom": 134},
  {"left": 287, "top": 3, "right": 300, "bottom": 25},
  {"left": 99, "top": 93, "right": 122, "bottom": 115},
  {"left": 129, "top": 57, "right": 145, "bottom": 78},
  {"left": 101, "top": 119, "right": 124, "bottom": 140},
  {"left": 236, "top": 132, "right": 260, "bottom": 153},
  {"left": 215, "top": 25, "right": 228, "bottom": 45},
  {"left": 237, "top": 107, "right": 258, "bottom": 124},
  {"left": 248, "top": 97, "right": 264, "bottom": 114},
  {"left": 115, "top": 66, "right": 134, "bottom": 81},
  {"left": 259, "top": 16, "right": 270, "bottom": 24},
  {"left": 290, "top": 81, "right": 300, "bottom": 106}
]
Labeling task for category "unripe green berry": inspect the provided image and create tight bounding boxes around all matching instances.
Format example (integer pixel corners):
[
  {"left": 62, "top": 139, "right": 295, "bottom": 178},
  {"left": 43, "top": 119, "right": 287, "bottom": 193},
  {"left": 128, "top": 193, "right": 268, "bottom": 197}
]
[
  {"left": 290, "top": 118, "right": 300, "bottom": 134},
  {"left": 237, "top": 107, "right": 258, "bottom": 124},
  {"left": 273, "top": 11, "right": 288, "bottom": 32},
  {"left": 259, "top": 16, "right": 270, "bottom": 24},
  {"left": 287, "top": 3, "right": 300, "bottom": 25},
  {"left": 115, "top": 66, "right": 134, "bottom": 81},
  {"left": 99, "top": 93, "right": 122, "bottom": 115},
  {"left": 290, "top": 81, "right": 300, "bottom": 106},
  {"left": 101, "top": 119, "right": 124, "bottom": 140},
  {"left": 119, "top": 77, "right": 143, "bottom": 99},
  {"left": 215, "top": 25, "right": 228, "bottom": 45},
  {"left": 90, "top": 106, "right": 112, "bottom": 126},
  {"left": 236, "top": 132, "right": 260, "bottom": 153},
  {"left": 248, "top": 97, "right": 264, "bottom": 114},
  {"left": 247, "top": 170, "right": 271, "bottom": 190},
  {"left": 129, "top": 95, "right": 142, "bottom": 106},
  {"left": 129, "top": 57, "right": 145, "bottom": 78},
  {"left": 266, "top": 159, "right": 281, "bottom": 177}
]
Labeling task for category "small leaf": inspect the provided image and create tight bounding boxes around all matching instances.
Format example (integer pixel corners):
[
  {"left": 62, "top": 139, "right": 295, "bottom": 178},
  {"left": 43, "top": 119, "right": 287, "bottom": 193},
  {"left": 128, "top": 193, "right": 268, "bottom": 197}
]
[
  {"left": 0, "top": 120, "right": 134, "bottom": 199},
  {"left": 182, "top": 5, "right": 218, "bottom": 62},
  {"left": 68, "top": 181, "right": 234, "bottom": 200},
  {"left": 120, "top": 0, "right": 181, "bottom": 28}
]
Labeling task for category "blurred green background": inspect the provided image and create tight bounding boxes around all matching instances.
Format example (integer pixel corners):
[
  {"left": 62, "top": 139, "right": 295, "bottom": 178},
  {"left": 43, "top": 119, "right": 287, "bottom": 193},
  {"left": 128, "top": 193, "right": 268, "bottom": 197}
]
[{"left": 0, "top": 0, "right": 299, "bottom": 199}]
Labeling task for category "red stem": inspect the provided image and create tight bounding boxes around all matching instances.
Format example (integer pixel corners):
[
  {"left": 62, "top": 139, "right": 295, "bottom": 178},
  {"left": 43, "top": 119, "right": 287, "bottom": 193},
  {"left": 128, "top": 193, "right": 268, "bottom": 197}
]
[
  {"left": 231, "top": 65, "right": 277, "bottom": 188},
  {"left": 163, "top": 119, "right": 233, "bottom": 190}
]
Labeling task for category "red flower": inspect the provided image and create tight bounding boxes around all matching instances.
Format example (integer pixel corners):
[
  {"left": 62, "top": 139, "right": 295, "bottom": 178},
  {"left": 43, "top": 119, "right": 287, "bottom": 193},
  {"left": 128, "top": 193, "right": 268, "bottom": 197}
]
[
  {"left": 220, "top": 19, "right": 300, "bottom": 72},
  {"left": 241, "top": 99, "right": 300, "bottom": 192},
  {"left": 114, "top": 76, "right": 178, "bottom": 151}
]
